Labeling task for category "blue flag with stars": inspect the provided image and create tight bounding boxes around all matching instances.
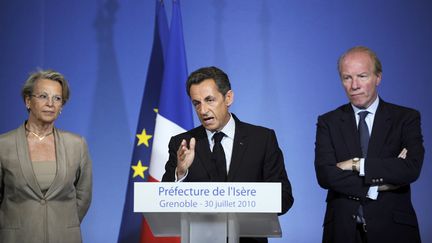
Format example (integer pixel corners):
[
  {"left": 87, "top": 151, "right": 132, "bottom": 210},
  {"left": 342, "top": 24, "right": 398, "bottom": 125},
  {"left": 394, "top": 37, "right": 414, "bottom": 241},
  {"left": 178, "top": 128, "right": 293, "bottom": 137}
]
[{"left": 117, "top": 1, "right": 168, "bottom": 242}]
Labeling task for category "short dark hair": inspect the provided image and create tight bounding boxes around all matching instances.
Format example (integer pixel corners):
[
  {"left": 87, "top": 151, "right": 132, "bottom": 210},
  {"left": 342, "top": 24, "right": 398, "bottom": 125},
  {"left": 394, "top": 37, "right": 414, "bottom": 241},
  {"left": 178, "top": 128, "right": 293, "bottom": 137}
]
[
  {"left": 21, "top": 69, "right": 70, "bottom": 106},
  {"left": 186, "top": 66, "right": 231, "bottom": 97},
  {"left": 337, "top": 46, "right": 383, "bottom": 76}
]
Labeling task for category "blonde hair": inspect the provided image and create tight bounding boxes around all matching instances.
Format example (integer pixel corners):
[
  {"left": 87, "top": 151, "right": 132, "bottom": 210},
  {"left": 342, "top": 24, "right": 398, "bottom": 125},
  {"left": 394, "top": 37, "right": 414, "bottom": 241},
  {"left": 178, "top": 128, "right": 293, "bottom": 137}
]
[
  {"left": 337, "top": 46, "right": 382, "bottom": 76},
  {"left": 21, "top": 69, "right": 70, "bottom": 105}
]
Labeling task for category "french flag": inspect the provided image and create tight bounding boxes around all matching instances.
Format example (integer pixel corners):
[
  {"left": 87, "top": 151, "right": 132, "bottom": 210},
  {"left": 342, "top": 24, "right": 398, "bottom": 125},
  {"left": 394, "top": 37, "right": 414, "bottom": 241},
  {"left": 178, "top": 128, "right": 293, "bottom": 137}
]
[
  {"left": 141, "top": 0, "right": 194, "bottom": 242},
  {"left": 149, "top": 0, "right": 194, "bottom": 183},
  {"left": 117, "top": 0, "right": 169, "bottom": 242}
]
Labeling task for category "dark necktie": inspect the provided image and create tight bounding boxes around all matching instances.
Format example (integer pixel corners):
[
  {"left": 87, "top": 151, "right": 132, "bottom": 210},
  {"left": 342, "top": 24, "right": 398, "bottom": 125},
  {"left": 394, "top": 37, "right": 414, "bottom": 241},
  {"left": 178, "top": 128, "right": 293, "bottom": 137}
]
[
  {"left": 358, "top": 111, "right": 370, "bottom": 157},
  {"left": 212, "top": 132, "right": 227, "bottom": 182},
  {"left": 357, "top": 111, "right": 370, "bottom": 226}
]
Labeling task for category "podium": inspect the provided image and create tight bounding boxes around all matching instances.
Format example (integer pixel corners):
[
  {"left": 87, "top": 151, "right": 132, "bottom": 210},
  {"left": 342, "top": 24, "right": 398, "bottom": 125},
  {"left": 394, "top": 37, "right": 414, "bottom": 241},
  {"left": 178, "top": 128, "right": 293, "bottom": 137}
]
[{"left": 135, "top": 182, "right": 282, "bottom": 243}]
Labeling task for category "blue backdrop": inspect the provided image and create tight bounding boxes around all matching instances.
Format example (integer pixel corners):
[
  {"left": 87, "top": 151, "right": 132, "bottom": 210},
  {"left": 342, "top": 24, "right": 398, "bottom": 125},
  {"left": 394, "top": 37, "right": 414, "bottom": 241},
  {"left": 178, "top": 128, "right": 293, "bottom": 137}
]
[{"left": 1, "top": 0, "right": 431, "bottom": 242}]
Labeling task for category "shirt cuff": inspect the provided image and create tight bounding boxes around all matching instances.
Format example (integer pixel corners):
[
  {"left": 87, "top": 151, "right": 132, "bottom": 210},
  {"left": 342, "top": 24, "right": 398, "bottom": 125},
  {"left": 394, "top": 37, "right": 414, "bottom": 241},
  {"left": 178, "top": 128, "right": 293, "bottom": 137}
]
[
  {"left": 367, "top": 186, "right": 379, "bottom": 200},
  {"left": 175, "top": 168, "right": 188, "bottom": 182},
  {"left": 359, "top": 158, "right": 365, "bottom": 176}
]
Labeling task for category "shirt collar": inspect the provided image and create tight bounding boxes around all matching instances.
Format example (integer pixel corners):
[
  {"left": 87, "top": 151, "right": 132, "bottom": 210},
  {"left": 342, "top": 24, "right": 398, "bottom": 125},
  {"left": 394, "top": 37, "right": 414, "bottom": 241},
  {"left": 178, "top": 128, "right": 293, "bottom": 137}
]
[{"left": 206, "top": 113, "right": 235, "bottom": 140}]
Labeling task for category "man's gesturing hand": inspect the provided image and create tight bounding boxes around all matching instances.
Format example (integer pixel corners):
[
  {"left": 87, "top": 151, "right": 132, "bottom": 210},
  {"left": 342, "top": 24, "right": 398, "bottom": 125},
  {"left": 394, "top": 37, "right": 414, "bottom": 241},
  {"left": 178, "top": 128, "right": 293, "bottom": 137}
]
[{"left": 176, "top": 138, "right": 196, "bottom": 179}]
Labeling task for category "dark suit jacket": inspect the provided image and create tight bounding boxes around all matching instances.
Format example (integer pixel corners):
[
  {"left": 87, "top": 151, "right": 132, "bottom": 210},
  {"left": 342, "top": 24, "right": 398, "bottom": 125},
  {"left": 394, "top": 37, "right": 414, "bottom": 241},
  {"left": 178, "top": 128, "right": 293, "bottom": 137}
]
[
  {"left": 0, "top": 124, "right": 92, "bottom": 243},
  {"left": 314, "top": 99, "right": 424, "bottom": 243},
  {"left": 162, "top": 114, "right": 293, "bottom": 243}
]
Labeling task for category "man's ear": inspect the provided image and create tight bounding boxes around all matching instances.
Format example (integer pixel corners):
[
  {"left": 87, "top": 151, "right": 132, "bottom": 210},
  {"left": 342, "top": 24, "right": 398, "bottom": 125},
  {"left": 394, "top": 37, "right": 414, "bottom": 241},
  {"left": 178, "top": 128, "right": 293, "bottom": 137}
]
[
  {"left": 376, "top": 73, "right": 382, "bottom": 86},
  {"left": 224, "top": 90, "right": 234, "bottom": 107}
]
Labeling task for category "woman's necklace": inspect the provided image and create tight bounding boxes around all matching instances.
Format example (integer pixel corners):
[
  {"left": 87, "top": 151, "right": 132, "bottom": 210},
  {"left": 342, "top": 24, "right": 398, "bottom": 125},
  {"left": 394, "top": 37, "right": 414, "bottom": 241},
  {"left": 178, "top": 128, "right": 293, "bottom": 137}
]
[{"left": 25, "top": 127, "right": 53, "bottom": 141}]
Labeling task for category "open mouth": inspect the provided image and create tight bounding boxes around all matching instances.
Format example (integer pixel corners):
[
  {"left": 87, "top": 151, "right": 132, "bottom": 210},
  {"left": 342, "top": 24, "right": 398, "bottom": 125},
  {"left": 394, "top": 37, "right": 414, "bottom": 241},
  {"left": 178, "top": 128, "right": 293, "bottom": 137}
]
[{"left": 202, "top": 116, "right": 214, "bottom": 125}]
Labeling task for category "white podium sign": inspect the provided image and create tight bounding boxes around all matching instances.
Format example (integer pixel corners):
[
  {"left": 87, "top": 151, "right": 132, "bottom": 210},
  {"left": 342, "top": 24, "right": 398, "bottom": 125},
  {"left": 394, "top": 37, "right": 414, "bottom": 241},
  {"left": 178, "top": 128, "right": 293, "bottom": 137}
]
[{"left": 134, "top": 182, "right": 281, "bottom": 213}]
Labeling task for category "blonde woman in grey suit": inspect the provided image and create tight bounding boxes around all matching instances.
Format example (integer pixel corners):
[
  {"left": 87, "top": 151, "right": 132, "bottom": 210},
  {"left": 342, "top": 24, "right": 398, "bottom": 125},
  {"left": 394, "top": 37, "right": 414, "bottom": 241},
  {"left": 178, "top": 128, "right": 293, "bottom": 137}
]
[{"left": 0, "top": 70, "right": 92, "bottom": 243}]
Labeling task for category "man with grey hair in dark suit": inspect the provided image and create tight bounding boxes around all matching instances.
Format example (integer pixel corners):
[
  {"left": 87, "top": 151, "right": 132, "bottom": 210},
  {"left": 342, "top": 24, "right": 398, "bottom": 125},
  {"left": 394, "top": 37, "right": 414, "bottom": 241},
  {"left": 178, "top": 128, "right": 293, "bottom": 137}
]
[{"left": 314, "top": 46, "right": 424, "bottom": 243}]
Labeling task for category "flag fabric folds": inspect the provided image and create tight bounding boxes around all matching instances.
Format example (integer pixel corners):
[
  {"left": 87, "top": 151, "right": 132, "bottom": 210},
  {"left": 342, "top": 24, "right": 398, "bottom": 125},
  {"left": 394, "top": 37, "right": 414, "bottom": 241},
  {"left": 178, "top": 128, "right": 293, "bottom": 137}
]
[
  {"left": 117, "top": 1, "right": 168, "bottom": 242},
  {"left": 149, "top": 0, "right": 194, "bottom": 182},
  {"left": 118, "top": 0, "right": 193, "bottom": 242},
  {"left": 144, "top": 0, "right": 194, "bottom": 241}
]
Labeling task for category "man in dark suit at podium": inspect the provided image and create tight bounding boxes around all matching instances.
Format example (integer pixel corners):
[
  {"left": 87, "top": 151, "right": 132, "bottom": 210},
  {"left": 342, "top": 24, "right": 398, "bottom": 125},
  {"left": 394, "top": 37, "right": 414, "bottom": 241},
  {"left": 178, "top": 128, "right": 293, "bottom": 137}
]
[
  {"left": 162, "top": 66, "right": 294, "bottom": 243},
  {"left": 314, "top": 46, "right": 424, "bottom": 243}
]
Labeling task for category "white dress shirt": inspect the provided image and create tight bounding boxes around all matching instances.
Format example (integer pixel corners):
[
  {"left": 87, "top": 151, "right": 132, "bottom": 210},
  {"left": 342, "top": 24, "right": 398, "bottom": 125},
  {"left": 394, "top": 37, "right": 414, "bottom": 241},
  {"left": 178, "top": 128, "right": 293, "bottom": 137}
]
[
  {"left": 352, "top": 97, "right": 379, "bottom": 200},
  {"left": 206, "top": 114, "right": 235, "bottom": 173}
]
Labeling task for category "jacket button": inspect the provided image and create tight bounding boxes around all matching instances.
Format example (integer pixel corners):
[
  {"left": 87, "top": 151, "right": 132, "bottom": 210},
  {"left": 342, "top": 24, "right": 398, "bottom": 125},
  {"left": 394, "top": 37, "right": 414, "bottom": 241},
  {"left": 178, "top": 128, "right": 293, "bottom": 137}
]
[
  {"left": 40, "top": 199, "right": 46, "bottom": 205},
  {"left": 352, "top": 215, "right": 356, "bottom": 220}
]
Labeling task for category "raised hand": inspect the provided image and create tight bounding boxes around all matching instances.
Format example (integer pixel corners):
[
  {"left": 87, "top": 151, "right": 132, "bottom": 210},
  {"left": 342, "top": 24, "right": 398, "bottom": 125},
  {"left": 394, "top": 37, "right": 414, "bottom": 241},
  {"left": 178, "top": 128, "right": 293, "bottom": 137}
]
[{"left": 176, "top": 138, "right": 196, "bottom": 179}]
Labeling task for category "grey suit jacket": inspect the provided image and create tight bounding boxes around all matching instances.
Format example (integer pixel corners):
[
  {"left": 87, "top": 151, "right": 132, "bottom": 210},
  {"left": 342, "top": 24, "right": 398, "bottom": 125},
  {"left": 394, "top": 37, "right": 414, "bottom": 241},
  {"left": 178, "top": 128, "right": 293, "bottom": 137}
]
[{"left": 0, "top": 124, "right": 92, "bottom": 243}]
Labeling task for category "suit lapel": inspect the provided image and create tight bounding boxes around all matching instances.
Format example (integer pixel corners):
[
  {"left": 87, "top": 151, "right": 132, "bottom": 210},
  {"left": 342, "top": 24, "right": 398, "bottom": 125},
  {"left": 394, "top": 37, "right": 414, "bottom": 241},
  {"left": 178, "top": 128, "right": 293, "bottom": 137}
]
[
  {"left": 368, "top": 101, "right": 392, "bottom": 157},
  {"left": 16, "top": 124, "right": 44, "bottom": 198},
  {"left": 339, "top": 105, "right": 363, "bottom": 157},
  {"left": 227, "top": 116, "right": 248, "bottom": 181},
  {"left": 45, "top": 128, "right": 67, "bottom": 198}
]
